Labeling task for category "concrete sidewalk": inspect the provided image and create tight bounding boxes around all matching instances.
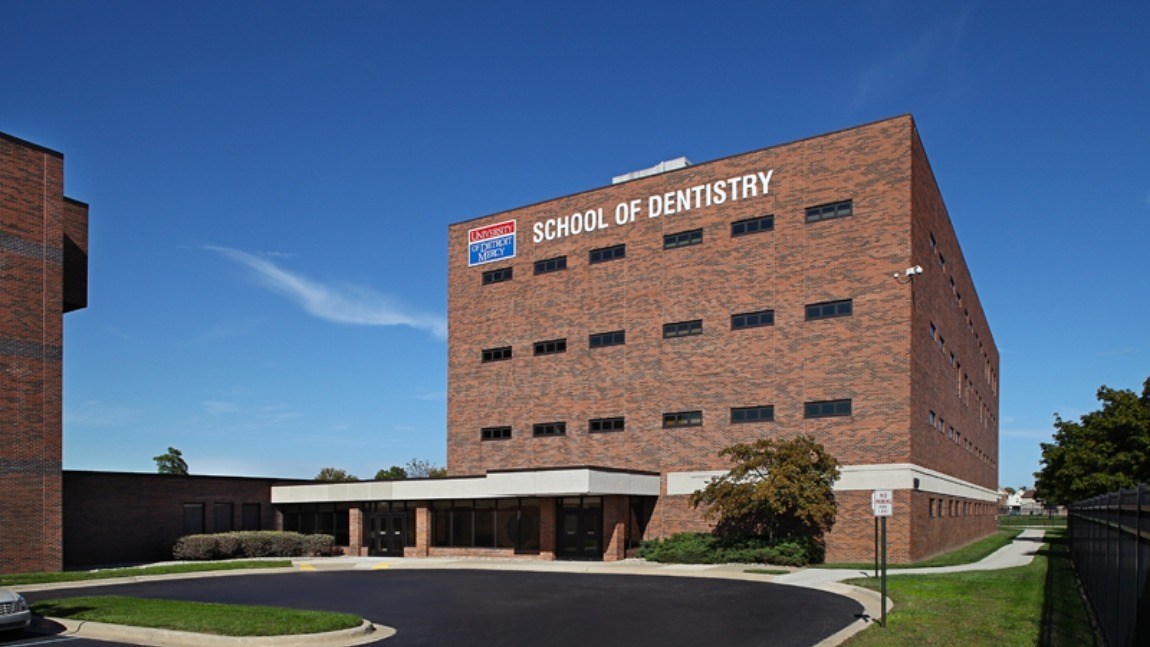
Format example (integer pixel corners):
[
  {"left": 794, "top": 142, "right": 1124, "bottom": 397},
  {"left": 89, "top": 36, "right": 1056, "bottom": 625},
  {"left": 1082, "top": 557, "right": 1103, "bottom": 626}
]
[{"left": 773, "top": 527, "right": 1047, "bottom": 588}]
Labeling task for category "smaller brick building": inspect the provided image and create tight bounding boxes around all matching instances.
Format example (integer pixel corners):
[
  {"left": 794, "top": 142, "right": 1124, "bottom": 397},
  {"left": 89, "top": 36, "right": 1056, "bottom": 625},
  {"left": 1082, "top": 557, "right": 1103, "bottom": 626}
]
[{"left": 62, "top": 471, "right": 308, "bottom": 567}]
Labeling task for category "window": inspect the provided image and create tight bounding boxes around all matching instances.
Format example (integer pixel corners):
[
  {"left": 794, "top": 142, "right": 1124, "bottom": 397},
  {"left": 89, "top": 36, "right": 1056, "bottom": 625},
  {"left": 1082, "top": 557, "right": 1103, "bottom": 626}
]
[
  {"left": 731, "top": 215, "right": 774, "bottom": 237},
  {"left": 805, "top": 299, "right": 852, "bottom": 320},
  {"left": 731, "top": 309, "right": 774, "bottom": 330},
  {"left": 928, "top": 410, "right": 936, "bottom": 427},
  {"left": 532, "top": 422, "right": 566, "bottom": 437},
  {"left": 929, "top": 322, "right": 937, "bottom": 340},
  {"left": 663, "top": 319, "right": 702, "bottom": 338},
  {"left": 929, "top": 233, "right": 936, "bottom": 249},
  {"left": 663, "top": 410, "right": 703, "bottom": 428},
  {"left": 589, "top": 244, "right": 625, "bottom": 264},
  {"left": 241, "top": 503, "right": 261, "bottom": 531},
  {"left": 534, "top": 256, "right": 567, "bottom": 275},
  {"left": 589, "top": 330, "right": 625, "bottom": 348},
  {"left": 214, "top": 502, "right": 234, "bottom": 532},
  {"left": 664, "top": 228, "right": 703, "bottom": 249},
  {"left": 589, "top": 417, "right": 625, "bottom": 433},
  {"left": 183, "top": 503, "right": 204, "bottom": 535},
  {"left": 939, "top": 253, "right": 946, "bottom": 268},
  {"left": 533, "top": 339, "right": 567, "bottom": 355},
  {"left": 482, "top": 267, "right": 512, "bottom": 285},
  {"left": 805, "top": 200, "right": 852, "bottom": 223},
  {"left": 731, "top": 406, "right": 774, "bottom": 423},
  {"left": 482, "top": 346, "right": 512, "bottom": 363},
  {"left": 804, "top": 399, "right": 852, "bottom": 418},
  {"left": 481, "top": 426, "right": 512, "bottom": 441}
]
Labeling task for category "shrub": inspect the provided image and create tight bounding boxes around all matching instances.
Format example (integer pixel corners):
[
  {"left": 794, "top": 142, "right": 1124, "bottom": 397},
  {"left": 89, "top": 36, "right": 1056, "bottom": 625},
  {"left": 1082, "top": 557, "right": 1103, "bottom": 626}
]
[
  {"left": 640, "top": 532, "right": 821, "bottom": 567},
  {"left": 173, "top": 531, "right": 338, "bottom": 560}
]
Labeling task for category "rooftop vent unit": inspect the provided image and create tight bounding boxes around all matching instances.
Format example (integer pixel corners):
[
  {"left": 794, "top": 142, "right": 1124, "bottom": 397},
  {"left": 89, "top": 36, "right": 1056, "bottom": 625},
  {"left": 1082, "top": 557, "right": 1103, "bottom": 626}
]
[{"left": 611, "top": 157, "right": 691, "bottom": 185}]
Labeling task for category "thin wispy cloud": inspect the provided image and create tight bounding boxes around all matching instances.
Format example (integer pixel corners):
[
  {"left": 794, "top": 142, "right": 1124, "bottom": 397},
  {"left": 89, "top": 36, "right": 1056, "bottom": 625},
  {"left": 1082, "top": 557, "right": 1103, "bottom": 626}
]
[{"left": 206, "top": 245, "right": 447, "bottom": 338}]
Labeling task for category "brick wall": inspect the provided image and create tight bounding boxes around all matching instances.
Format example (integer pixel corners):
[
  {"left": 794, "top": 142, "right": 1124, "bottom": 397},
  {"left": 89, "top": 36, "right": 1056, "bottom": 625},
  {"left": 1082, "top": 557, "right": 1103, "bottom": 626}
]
[
  {"left": 0, "top": 132, "right": 88, "bottom": 574},
  {"left": 444, "top": 116, "right": 999, "bottom": 563},
  {"left": 62, "top": 471, "right": 305, "bottom": 567}
]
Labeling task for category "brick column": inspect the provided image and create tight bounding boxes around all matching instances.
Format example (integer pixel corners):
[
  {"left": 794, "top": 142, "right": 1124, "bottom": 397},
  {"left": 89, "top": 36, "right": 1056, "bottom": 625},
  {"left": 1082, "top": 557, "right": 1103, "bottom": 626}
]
[
  {"left": 406, "top": 502, "right": 430, "bottom": 557},
  {"left": 348, "top": 507, "right": 365, "bottom": 556},
  {"left": 539, "top": 498, "right": 556, "bottom": 560},
  {"left": 602, "top": 496, "right": 628, "bottom": 562}
]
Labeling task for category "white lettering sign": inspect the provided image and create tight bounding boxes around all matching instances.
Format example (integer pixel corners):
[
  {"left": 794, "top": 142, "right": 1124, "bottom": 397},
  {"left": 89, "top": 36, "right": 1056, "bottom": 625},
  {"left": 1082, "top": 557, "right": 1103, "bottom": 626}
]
[
  {"left": 531, "top": 169, "right": 774, "bottom": 244},
  {"left": 872, "top": 490, "right": 893, "bottom": 506}
]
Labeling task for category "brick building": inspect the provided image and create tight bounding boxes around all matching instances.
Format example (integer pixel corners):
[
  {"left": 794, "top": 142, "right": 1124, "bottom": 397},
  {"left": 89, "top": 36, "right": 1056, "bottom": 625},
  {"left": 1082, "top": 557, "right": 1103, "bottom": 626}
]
[
  {"left": 275, "top": 115, "right": 1000, "bottom": 563},
  {"left": 0, "top": 132, "right": 89, "bottom": 573}
]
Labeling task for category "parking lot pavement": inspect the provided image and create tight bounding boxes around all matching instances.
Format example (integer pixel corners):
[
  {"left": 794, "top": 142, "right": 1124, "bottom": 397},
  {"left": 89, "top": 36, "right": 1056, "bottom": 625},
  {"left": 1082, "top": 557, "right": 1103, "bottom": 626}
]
[{"left": 21, "top": 569, "right": 865, "bottom": 647}]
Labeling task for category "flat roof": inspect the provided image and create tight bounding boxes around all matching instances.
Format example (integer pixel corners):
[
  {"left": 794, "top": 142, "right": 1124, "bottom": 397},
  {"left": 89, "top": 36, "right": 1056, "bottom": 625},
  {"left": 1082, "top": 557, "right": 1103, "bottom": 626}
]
[{"left": 271, "top": 467, "right": 661, "bottom": 504}]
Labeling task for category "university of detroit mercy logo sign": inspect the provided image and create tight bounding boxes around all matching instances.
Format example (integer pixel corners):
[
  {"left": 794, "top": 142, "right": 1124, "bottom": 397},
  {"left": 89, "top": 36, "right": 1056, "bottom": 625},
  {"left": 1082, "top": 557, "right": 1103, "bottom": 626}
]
[{"left": 468, "top": 220, "right": 517, "bottom": 267}]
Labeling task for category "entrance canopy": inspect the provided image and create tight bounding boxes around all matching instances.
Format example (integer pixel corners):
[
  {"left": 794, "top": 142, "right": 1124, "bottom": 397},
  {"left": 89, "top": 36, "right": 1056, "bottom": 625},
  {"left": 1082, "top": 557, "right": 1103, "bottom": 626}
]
[{"left": 271, "top": 467, "right": 661, "bottom": 504}]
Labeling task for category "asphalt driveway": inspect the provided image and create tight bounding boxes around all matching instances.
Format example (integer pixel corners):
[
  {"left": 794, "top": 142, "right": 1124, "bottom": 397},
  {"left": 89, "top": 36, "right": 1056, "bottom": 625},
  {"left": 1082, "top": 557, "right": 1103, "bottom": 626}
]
[{"left": 22, "top": 570, "right": 864, "bottom": 646}]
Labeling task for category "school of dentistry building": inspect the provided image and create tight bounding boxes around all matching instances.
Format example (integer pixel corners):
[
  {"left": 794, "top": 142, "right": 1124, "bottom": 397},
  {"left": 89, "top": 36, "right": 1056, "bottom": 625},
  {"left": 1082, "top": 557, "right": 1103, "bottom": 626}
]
[{"left": 273, "top": 114, "right": 1000, "bottom": 564}]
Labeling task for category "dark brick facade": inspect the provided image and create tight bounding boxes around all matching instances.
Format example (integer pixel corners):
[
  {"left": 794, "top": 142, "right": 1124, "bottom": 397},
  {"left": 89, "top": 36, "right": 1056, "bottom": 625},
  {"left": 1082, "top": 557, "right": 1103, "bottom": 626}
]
[
  {"left": 0, "top": 132, "right": 88, "bottom": 574},
  {"left": 62, "top": 471, "right": 307, "bottom": 567},
  {"left": 446, "top": 116, "right": 999, "bottom": 562}
]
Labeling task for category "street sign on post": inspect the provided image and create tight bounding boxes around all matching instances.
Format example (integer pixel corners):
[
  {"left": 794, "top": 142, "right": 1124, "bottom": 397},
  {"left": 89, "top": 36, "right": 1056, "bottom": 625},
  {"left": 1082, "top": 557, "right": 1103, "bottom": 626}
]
[
  {"left": 873, "top": 503, "right": 893, "bottom": 517},
  {"left": 871, "top": 490, "right": 892, "bottom": 628}
]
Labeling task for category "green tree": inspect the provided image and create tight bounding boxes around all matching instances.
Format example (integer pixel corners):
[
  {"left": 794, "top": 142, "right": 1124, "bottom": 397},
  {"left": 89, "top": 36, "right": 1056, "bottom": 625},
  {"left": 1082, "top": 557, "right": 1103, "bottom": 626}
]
[
  {"left": 153, "top": 447, "right": 189, "bottom": 475},
  {"left": 405, "top": 458, "right": 447, "bottom": 479},
  {"left": 314, "top": 467, "right": 358, "bottom": 482},
  {"left": 1002, "top": 486, "right": 1017, "bottom": 495},
  {"left": 374, "top": 465, "right": 408, "bottom": 481},
  {"left": 690, "top": 435, "right": 840, "bottom": 542},
  {"left": 1035, "top": 377, "right": 1150, "bottom": 505}
]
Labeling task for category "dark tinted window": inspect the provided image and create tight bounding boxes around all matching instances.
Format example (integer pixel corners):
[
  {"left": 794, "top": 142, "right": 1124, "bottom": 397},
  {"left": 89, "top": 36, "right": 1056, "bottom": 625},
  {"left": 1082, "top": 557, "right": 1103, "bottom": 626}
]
[
  {"left": 533, "top": 339, "right": 567, "bottom": 355},
  {"left": 482, "top": 267, "right": 513, "bottom": 285},
  {"left": 482, "top": 346, "right": 512, "bottom": 362},
  {"left": 805, "top": 299, "right": 852, "bottom": 320},
  {"left": 663, "top": 320, "right": 702, "bottom": 338},
  {"left": 732, "top": 309, "right": 774, "bottom": 330},
  {"left": 805, "top": 200, "right": 853, "bottom": 223},
  {"left": 731, "top": 215, "right": 774, "bottom": 237},
  {"left": 664, "top": 228, "right": 703, "bottom": 249},
  {"left": 534, "top": 256, "right": 567, "bottom": 275},
  {"left": 663, "top": 411, "right": 703, "bottom": 428},
  {"left": 589, "top": 244, "right": 626, "bottom": 264},
  {"left": 589, "top": 330, "right": 625, "bottom": 348},
  {"left": 589, "top": 417, "right": 625, "bottom": 432},
  {"left": 481, "top": 426, "right": 512, "bottom": 440},
  {"left": 532, "top": 422, "right": 566, "bottom": 437},
  {"left": 731, "top": 406, "right": 774, "bottom": 423},
  {"left": 804, "top": 399, "right": 852, "bottom": 418}
]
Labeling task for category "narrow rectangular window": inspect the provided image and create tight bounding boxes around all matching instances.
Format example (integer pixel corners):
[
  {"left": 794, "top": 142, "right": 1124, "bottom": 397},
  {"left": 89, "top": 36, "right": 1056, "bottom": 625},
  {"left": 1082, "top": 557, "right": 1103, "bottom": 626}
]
[
  {"left": 532, "top": 422, "right": 566, "bottom": 437},
  {"left": 213, "top": 502, "right": 234, "bottom": 532},
  {"left": 663, "top": 410, "right": 703, "bottom": 428},
  {"left": 804, "top": 200, "right": 853, "bottom": 223},
  {"left": 805, "top": 299, "right": 852, "bottom": 320},
  {"left": 731, "top": 309, "right": 774, "bottom": 330},
  {"left": 482, "top": 267, "right": 513, "bottom": 285},
  {"left": 241, "top": 503, "right": 261, "bottom": 531},
  {"left": 482, "top": 346, "right": 512, "bottom": 363},
  {"left": 929, "top": 233, "right": 936, "bottom": 249},
  {"left": 589, "top": 244, "right": 626, "bottom": 264},
  {"left": 589, "top": 417, "right": 625, "bottom": 432},
  {"left": 731, "top": 215, "right": 774, "bottom": 237},
  {"left": 663, "top": 320, "right": 703, "bottom": 338},
  {"left": 804, "top": 399, "right": 852, "bottom": 418},
  {"left": 183, "top": 503, "right": 205, "bottom": 535},
  {"left": 533, "top": 339, "right": 567, "bottom": 355},
  {"left": 731, "top": 406, "right": 774, "bottom": 423},
  {"left": 589, "top": 330, "right": 625, "bottom": 348},
  {"left": 533, "top": 256, "right": 567, "bottom": 275},
  {"left": 929, "top": 322, "right": 937, "bottom": 340},
  {"left": 481, "top": 426, "right": 512, "bottom": 440},
  {"left": 663, "top": 228, "right": 703, "bottom": 249}
]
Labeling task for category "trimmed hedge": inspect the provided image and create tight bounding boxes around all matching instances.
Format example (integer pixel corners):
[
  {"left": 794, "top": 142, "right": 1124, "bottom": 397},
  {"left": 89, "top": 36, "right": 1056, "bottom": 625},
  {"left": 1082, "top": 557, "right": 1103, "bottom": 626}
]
[
  {"left": 173, "top": 531, "right": 340, "bottom": 560},
  {"left": 640, "top": 532, "right": 822, "bottom": 566}
]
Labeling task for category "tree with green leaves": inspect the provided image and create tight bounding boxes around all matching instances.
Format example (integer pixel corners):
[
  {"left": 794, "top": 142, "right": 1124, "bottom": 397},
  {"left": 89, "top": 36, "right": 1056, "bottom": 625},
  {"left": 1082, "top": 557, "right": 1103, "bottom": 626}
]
[
  {"left": 1035, "top": 376, "right": 1150, "bottom": 505},
  {"left": 690, "top": 435, "right": 840, "bottom": 543},
  {"left": 314, "top": 467, "right": 358, "bottom": 482},
  {"left": 153, "top": 447, "right": 189, "bottom": 475},
  {"left": 375, "top": 465, "right": 408, "bottom": 481}
]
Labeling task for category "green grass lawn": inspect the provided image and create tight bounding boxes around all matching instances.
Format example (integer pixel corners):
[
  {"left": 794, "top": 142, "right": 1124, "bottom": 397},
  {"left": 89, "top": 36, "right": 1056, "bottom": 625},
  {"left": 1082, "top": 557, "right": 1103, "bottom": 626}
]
[
  {"left": 0, "top": 560, "right": 292, "bottom": 587},
  {"left": 33, "top": 596, "right": 362, "bottom": 637},
  {"left": 998, "top": 514, "right": 1068, "bottom": 528},
  {"left": 841, "top": 530, "right": 1100, "bottom": 646},
  {"left": 820, "top": 528, "right": 1022, "bottom": 570}
]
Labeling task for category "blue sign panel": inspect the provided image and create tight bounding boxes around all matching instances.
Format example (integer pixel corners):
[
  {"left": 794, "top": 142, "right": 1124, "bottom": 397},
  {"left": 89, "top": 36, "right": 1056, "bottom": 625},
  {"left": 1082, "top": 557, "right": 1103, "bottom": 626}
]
[{"left": 468, "top": 220, "right": 517, "bottom": 267}]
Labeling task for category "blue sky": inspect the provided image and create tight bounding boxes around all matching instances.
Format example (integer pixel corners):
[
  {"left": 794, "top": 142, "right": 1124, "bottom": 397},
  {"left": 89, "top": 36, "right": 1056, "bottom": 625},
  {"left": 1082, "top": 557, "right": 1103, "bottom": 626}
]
[{"left": 2, "top": 2, "right": 1146, "bottom": 488}]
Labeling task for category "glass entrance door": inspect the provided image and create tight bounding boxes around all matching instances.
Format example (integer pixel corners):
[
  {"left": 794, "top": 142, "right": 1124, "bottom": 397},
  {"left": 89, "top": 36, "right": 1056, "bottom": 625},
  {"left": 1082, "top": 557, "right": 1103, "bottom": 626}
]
[
  {"left": 368, "top": 512, "right": 408, "bottom": 556},
  {"left": 556, "top": 497, "right": 602, "bottom": 560}
]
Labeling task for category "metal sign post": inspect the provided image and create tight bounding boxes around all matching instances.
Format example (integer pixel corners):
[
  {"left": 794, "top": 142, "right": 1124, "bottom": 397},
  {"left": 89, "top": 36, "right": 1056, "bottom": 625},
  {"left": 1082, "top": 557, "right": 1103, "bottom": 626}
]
[{"left": 871, "top": 490, "right": 893, "bottom": 628}]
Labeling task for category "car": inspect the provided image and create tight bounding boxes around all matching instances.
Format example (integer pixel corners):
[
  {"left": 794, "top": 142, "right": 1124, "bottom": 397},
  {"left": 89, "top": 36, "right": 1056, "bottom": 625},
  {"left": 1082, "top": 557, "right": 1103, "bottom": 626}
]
[{"left": 0, "top": 588, "right": 31, "bottom": 635}]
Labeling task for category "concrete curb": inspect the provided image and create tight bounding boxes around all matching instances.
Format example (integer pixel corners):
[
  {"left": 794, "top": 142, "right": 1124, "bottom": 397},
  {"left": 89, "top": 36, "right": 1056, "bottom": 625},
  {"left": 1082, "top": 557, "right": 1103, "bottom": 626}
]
[{"left": 28, "top": 616, "right": 394, "bottom": 646}]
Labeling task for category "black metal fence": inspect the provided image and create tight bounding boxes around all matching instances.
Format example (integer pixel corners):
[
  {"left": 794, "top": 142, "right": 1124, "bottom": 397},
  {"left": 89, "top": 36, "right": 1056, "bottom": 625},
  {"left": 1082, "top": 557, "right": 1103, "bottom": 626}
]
[{"left": 1069, "top": 485, "right": 1150, "bottom": 646}]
